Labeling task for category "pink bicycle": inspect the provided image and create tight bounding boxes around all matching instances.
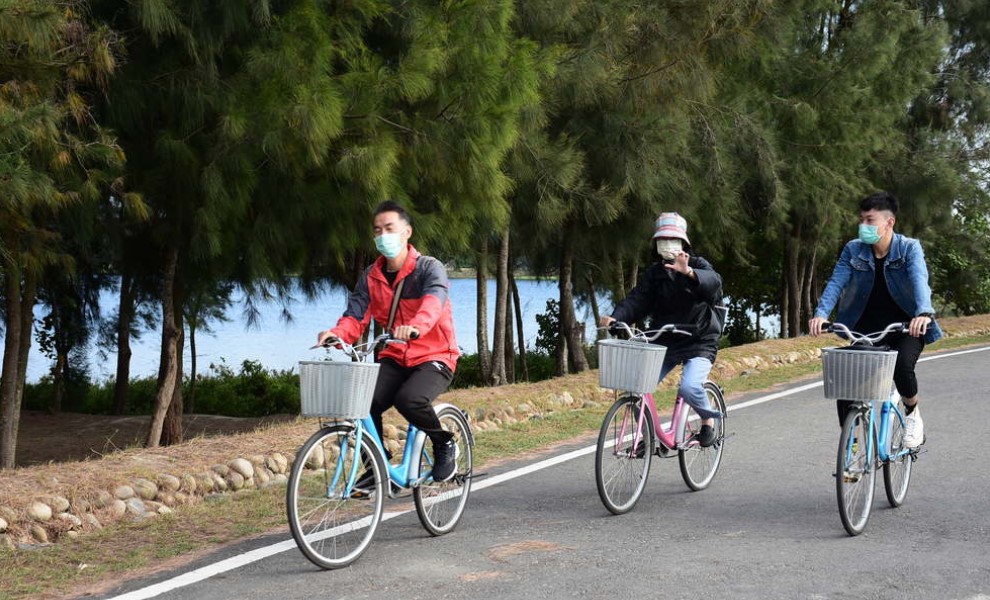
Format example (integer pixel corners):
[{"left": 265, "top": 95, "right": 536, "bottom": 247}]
[{"left": 594, "top": 322, "right": 726, "bottom": 514}]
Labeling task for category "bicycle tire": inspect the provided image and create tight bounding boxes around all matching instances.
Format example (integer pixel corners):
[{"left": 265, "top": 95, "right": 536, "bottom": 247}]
[
  {"left": 595, "top": 395, "right": 654, "bottom": 515},
  {"left": 678, "top": 381, "right": 726, "bottom": 491},
  {"left": 287, "top": 424, "right": 386, "bottom": 569},
  {"left": 414, "top": 405, "right": 474, "bottom": 535},
  {"left": 836, "top": 406, "right": 875, "bottom": 536},
  {"left": 883, "top": 403, "right": 913, "bottom": 507}
]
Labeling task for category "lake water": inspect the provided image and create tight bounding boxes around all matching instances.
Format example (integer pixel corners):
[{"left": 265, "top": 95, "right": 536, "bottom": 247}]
[{"left": 12, "top": 278, "right": 607, "bottom": 383}]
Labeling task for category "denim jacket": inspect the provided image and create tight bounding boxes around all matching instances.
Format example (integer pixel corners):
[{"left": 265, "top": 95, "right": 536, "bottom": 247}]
[{"left": 814, "top": 233, "right": 942, "bottom": 343}]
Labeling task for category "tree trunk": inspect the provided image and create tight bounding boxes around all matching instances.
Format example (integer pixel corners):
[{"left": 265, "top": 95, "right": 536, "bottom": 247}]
[
  {"left": 475, "top": 237, "right": 492, "bottom": 383},
  {"left": 147, "top": 247, "right": 180, "bottom": 448},
  {"left": 188, "top": 322, "right": 197, "bottom": 414},
  {"left": 162, "top": 323, "right": 184, "bottom": 446},
  {"left": 0, "top": 271, "right": 24, "bottom": 469},
  {"left": 16, "top": 272, "right": 37, "bottom": 415},
  {"left": 559, "top": 225, "right": 589, "bottom": 372},
  {"left": 52, "top": 301, "right": 65, "bottom": 413},
  {"left": 491, "top": 227, "right": 510, "bottom": 386},
  {"left": 510, "top": 272, "right": 528, "bottom": 381},
  {"left": 785, "top": 227, "right": 801, "bottom": 338},
  {"left": 587, "top": 275, "right": 604, "bottom": 341},
  {"left": 113, "top": 274, "right": 135, "bottom": 415},
  {"left": 504, "top": 276, "right": 515, "bottom": 384},
  {"left": 801, "top": 246, "right": 817, "bottom": 328}
]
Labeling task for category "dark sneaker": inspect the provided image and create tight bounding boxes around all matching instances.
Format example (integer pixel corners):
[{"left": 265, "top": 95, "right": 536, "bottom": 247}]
[
  {"left": 349, "top": 470, "right": 379, "bottom": 497},
  {"left": 431, "top": 438, "right": 457, "bottom": 482},
  {"left": 697, "top": 424, "right": 717, "bottom": 448}
]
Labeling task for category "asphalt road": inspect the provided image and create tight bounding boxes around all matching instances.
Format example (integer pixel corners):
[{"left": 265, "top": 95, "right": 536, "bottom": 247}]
[{"left": 92, "top": 345, "right": 990, "bottom": 600}]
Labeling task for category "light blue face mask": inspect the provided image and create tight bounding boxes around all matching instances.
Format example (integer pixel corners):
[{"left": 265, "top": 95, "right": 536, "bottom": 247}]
[
  {"left": 858, "top": 224, "right": 881, "bottom": 245},
  {"left": 374, "top": 232, "right": 404, "bottom": 259}
]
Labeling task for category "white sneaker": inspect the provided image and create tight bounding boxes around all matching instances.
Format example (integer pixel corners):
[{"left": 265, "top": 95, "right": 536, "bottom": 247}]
[{"left": 903, "top": 407, "right": 925, "bottom": 449}]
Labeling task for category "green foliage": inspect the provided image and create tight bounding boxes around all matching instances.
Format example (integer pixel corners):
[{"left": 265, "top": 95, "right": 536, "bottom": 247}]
[{"left": 534, "top": 299, "right": 561, "bottom": 356}]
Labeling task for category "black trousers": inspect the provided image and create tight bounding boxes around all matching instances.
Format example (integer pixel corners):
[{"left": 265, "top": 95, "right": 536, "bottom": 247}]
[
  {"left": 371, "top": 358, "right": 454, "bottom": 446},
  {"left": 836, "top": 332, "right": 925, "bottom": 425}
]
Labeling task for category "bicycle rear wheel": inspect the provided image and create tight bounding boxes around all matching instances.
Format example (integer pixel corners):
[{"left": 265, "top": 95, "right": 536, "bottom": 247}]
[
  {"left": 287, "top": 425, "right": 385, "bottom": 569},
  {"left": 883, "top": 403, "right": 913, "bottom": 507},
  {"left": 678, "top": 381, "right": 726, "bottom": 491},
  {"left": 595, "top": 395, "right": 654, "bottom": 515},
  {"left": 836, "top": 407, "right": 875, "bottom": 536},
  {"left": 414, "top": 405, "right": 473, "bottom": 535}
]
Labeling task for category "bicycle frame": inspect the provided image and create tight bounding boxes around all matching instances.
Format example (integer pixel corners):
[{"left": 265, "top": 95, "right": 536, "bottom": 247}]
[
  {"left": 331, "top": 416, "right": 430, "bottom": 498},
  {"left": 846, "top": 392, "right": 910, "bottom": 467},
  {"left": 621, "top": 391, "right": 695, "bottom": 454}
]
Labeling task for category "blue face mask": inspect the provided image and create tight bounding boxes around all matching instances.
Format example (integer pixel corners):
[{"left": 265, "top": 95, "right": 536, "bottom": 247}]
[
  {"left": 374, "top": 232, "right": 404, "bottom": 259},
  {"left": 858, "top": 224, "right": 881, "bottom": 245}
]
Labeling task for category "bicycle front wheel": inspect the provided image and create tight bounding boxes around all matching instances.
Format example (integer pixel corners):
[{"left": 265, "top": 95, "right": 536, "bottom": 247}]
[
  {"left": 414, "top": 405, "right": 473, "bottom": 536},
  {"left": 287, "top": 425, "right": 386, "bottom": 569},
  {"left": 595, "top": 395, "right": 654, "bottom": 515},
  {"left": 836, "top": 407, "right": 876, "bottom": 536},
  {"left": 678, "top": 381, "right": 726, "bottom": 491},
  {"left": 883, "top": 404, "right": 913, "bottom": 507}
]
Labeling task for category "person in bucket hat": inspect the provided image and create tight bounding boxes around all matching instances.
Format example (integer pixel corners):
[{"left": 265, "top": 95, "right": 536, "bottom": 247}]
[{"left": 600, "top": 212, "right": 726, "bottom": 447}]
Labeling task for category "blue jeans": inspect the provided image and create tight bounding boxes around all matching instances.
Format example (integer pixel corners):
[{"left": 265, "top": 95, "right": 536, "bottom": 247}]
[{"left": 658, "top": 356, "right": 720, "bottom": 420}]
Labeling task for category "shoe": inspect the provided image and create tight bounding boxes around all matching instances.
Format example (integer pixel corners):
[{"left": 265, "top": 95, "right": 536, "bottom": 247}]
[
  {"left": 631, "top": 439, "right": 646, "bottom": 458},
  {"left": 697, "top": 424, "right": 717, "bottom": 448},
  {"left": 903, "top": 407, "right": 925, "bottom": 449},
  {"left": 349, "top": 470, "right": 379, "bottom": 497},
  {"left": 350, "top": 470, "right": 400, "bottom": 497},
  {"left": 431, "top": 438, "right": 457, "bottom": 482}
]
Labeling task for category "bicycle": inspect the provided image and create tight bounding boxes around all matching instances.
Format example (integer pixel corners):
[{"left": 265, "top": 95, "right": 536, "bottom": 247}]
[
  {"left": 286, "top": 333, "right": 474, "bottom": 569},
  {"left": 821, "top": 321, "right": 920, "bottom": 536},
  {"left": 594, "top": 322, "right": 727, "bottom": 515}
]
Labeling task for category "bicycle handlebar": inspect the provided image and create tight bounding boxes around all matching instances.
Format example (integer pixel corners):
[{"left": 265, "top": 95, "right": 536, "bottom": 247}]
[
  {"left": 311, "top": 330, "right": 417, "bottom": 358},
  {"left": 824, "top": 321, "right": 907, "bottom": 346},
  {"left": 601, "top": 321, "right": 692, "bottom": 342}
]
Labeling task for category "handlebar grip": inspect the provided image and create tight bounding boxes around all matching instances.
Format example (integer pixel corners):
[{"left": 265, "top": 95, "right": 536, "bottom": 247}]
[{"left": 409, "top": 331, "right": 420, "bottom": 340}]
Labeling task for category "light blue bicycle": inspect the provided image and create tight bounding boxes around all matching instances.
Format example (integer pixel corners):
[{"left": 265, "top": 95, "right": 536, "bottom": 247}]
[
  {"left": 286, "top": 333, "right": 474, "bottom": 569},
  {"left": 823, "top": 322, "right": 919, "bottom": 536}
]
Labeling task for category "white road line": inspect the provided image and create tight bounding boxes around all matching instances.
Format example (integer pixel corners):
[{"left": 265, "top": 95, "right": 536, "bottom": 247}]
[{"left": 106, "top": 344, "right": 990, "bottom": 600}]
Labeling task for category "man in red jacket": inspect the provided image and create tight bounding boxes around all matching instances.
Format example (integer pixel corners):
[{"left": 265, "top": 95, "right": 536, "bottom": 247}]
[{"left": 317, "top": 201, "right": 460, "bottom": 483}]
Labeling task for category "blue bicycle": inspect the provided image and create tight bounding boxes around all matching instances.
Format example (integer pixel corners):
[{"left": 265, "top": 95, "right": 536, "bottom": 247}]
[
  {"left": 822, "top": 322, "right": 919, "bottom": 536},
  {"left": 287, "top": 334, "right": 474, "bottom": 569}
]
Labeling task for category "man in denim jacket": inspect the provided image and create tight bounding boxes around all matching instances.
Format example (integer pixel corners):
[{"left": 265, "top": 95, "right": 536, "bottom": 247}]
[{"left": 809, "top": 192, "right": 942, "bottom": 448}]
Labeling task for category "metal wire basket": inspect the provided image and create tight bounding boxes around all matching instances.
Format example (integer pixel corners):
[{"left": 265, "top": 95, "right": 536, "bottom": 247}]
[
  {"left": 298, "top": 361, "right": 380, "bottom": 418},
  {"left": 821, "top": 347, "right": 897, "bottom": 401},
  {"left": 597, "top": 338, "right": 668, "bottom": 394}
]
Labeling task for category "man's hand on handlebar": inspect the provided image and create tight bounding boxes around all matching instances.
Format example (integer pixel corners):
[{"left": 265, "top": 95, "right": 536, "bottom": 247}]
[
  {"left": 908, "top": 315, "right": 931, "bottom": 338},
  {"left": 808, "top": 317, "right": 828, "bottom": 337},
  {"left": 316, "top": 329, "right": 343, "bottom": 349},
  {"left": 392, "top": 325, "right": 420, "bottom": 341},
  {"left": 598, "top": 316, "right": 616, "bottom": 329}
]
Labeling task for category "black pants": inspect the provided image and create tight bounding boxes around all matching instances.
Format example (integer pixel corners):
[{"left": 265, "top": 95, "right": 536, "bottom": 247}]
[
  {"left": 371, "top": 358, "right": 454, "bottom": 447},
  {"left": 836, "top": 332, "right": 925, "bottom": 425}
]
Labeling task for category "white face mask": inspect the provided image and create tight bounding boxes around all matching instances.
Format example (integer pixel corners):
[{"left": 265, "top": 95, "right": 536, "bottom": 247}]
[{"left": 656, "top": 239, "right": 682, "bottom": 260}]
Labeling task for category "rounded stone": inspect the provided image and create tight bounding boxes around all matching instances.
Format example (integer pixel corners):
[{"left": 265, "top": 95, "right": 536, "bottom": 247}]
[
  {"left": 47, "top": 496, "right": 70, "bottom": 513},
  {"left": 305, "top": 445, "right": 325, "bottom": 469},
  {"left": 273, "top": 474, "right": 288, "bottom": 485},
  {"left": 174, "top": 492, "right": 189, "bottom": 505},
  {"left": 0, "top": 534, "right": 14, "bottom": 551},
  {"left": 0, "top": 506, "right": 16, "bottom": 522},
  {"left": 228, "top": 458, "right": 254, "bottom": 479},
  {"left": 71, "top": 498, "right": 91, "bottom": 513},
  {"left": 226, "top": 472, "right": 245, "bottom": 491},
  {"left": 93, "top": 490, "right": 113, "bottom": 509},
  {"left": 133, "top": 479, "right": 159, "bottom": 501},
  {"left": 196, "top": 473, "right": 215, "bottom": 493},
  {"left": 30, "top": 524, "right": 49, "bottom": 544},
  {"left": 383, "top": 424, "right": 398, "bottom": 439},
  {"left": 114, "top": 485, "right": 135, "bottom": 500},
  {"left": 181, "top": 474, "right": 198, "bottom": 494},
  {"left": 269, "top": 453, "right": 289, "bottom": 474},
  {"left": 82, "top": 514, "right": 102, "bottom": 529},
  {"left": 108, "top": 499, "right": 127, "bottom": 518},
  {"left": 27, "top": 501, "right": 52, "bottom": 522},
  {"left": 212, "top": 474, "right": 228, "bottom": 492},
  {"left": 211, "top": 464, "right": 230, "bottom": 477},
  {"left": 254, "top": 468, "right": 271, "bottom": 487},
  {"left": 57, "top": 513, "right": 82, "bottom": 528},
  {"left": 0, "top": 517, "right": 7, "bottom": 532},
  {"left": 125, "top": 498, "right": 147, "bottom": 515},
  {"left": 66, "top": 530, "right": 79, "bottom": 539},
  {"left": 157, "top": 474, "right": 181, "bottom": 493}
]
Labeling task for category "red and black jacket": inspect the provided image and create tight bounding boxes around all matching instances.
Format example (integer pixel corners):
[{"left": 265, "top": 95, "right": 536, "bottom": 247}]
[{"left": 331, "top": 245, "right": 459, "bottom": 371}]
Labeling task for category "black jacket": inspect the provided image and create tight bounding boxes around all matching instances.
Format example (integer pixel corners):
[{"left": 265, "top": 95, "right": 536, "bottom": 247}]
[{"left": 609, "top": 256, "right": 724, "bottom": 362}]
